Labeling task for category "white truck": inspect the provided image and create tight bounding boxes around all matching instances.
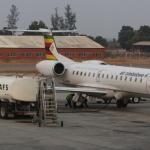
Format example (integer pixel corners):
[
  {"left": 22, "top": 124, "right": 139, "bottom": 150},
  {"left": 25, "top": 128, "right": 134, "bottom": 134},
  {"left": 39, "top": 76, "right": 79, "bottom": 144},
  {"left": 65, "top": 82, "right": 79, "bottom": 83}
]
[{"left": 0, "top": 75, "right": 39, "bottom": 119}]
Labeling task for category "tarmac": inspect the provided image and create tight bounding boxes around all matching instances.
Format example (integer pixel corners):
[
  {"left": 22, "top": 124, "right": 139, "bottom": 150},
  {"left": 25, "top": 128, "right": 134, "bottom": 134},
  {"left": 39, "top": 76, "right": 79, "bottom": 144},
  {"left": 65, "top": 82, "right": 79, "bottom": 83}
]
[
  {"left": 0, "top": 64, "right": 150, "bottom": 150},
  {"left": 0, "top": 98, "right": 150, "bottom": 150}
]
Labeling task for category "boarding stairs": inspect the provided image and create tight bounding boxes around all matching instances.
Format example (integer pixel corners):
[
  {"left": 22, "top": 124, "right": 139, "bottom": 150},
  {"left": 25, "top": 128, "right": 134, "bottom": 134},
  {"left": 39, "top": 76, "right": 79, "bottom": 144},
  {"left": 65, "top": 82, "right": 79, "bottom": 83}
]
[{"left": 37, "top": 77, "right": 58, "bottom": 127}]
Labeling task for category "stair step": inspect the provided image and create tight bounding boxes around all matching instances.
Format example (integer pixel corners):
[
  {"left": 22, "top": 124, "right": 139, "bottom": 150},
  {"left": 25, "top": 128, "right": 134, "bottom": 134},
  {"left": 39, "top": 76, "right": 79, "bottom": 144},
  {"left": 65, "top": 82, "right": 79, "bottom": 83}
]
[{"left": 45, "top": 117, "right": 57, "bottom": 120}]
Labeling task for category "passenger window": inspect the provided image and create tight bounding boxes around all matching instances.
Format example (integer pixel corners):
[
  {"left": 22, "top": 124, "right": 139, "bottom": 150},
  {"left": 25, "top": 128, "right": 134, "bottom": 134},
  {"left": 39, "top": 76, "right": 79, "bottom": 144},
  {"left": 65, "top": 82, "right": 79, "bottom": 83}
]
[
  {"left": 130, "top": 77, "right": 132, "bottom": 82},
  {"left": 116, "top": 75, "right": 118, "bottom": 80},
  {"left": 111, "top": 75, "right": 113, "bottom": 79},
  {"left": 72, "top": 71, "right": 75, "bottom": 75},
  {"left": 106, "top": 74, "right": 109, "bottom": 79},
  {"left": 135, "top": 78, "right": 137, "bottom": 82},
  {"left": 93, "top": 73, "right": 95, "bottom": 77},
  {"left": 120, "top": 76, "right": 122, "bottom": 80},
  {"left": 102, "top": 74, "right": 104, "bottom": 78},
  {"left": 84, "top": 72, "right": 86, "bottom": 76},
  {"left": 80, "top": 72, "right": 82, "bottom": 76},
  {"left": 76, "top": 71, "right": 79, "bottom": 75},
  {"left": 88, "top": 73, "right": 91, "bottom": 77},
  {"left": 125, "top": 76, "right": 127, "bottom": 81}
]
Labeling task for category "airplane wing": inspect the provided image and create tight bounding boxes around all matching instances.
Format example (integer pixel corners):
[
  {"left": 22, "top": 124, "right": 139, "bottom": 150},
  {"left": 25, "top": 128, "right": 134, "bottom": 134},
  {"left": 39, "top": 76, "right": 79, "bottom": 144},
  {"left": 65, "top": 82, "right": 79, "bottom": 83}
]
[{"left": 55, "top": 86, "right": 108, "bottom": 96}]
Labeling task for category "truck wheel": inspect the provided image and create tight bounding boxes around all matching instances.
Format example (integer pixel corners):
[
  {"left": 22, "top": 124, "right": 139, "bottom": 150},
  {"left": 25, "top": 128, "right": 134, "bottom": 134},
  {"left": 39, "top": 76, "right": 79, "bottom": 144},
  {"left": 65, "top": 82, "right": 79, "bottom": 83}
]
[
  {"left": 132, "top": 97, "right": 140, "bottom": 103},
  {"left": 0, "top": 104, "right": 8, "bottom": 119}
]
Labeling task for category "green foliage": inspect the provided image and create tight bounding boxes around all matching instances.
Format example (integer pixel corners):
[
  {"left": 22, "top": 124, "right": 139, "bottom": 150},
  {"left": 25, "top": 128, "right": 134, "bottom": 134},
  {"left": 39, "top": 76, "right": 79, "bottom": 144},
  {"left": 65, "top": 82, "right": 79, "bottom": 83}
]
[
  {"left": 51, "top": 8, "right": 65, "bottom": 30},
  {"left": 135, "top": 25, "right": 150, "bottom": 41},
  {"left": 51, "top": 4, "right": 76, "bottom": 31},
  {"left": 118, "top": 25, "right": 150, "bottom": 49},
  {"left": 23, "top": 20, "right": 48, "bottom": 35},
  {"left": 95, "top": 36, "right": 108, "bottom": 47},
  {"left": 107, "top": 38, "right": 120, "bottom": 48},
  {"left": 118, "top": 26, "right": 134, "bottom": 49},
  {"left": 64, "top": 4, "right": 76, "bottom": 30},
  {"left": 7, "top": 4, "right": 20, "bottom": 29}
]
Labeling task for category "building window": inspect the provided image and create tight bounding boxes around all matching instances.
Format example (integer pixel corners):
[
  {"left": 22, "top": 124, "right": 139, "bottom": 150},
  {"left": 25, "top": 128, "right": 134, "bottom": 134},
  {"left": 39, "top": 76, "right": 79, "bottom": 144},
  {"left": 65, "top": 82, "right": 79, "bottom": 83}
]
[
  {"left": 36, "top": 52, "right": 44, "bottom": 57},
  {"left": 20, "top": 53, "right": 25, "bottom": 56},
  {"left": 26, "top": 53, "right": 32, "bottom": 57},
  {"left": 10, "top": 53, "right": 16, "bottom": 57}
]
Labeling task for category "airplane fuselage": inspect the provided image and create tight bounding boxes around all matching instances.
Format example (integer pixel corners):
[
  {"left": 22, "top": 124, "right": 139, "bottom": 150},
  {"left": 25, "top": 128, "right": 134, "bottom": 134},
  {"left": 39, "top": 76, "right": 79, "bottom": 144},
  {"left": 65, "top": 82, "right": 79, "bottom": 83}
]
[
  {"left": 64, "top": 63, "right": 150, "bottom": 97},
  {"left": 37, "top": 60, "right": 150, "bottom": 99}
]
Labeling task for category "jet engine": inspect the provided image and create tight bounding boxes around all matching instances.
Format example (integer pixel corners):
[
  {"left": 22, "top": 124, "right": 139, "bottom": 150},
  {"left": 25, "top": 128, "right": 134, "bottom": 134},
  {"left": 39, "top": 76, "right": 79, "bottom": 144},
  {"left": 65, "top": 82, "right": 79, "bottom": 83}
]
[{"left": 36, "top": 60, "right": 66, "bottom": 76}]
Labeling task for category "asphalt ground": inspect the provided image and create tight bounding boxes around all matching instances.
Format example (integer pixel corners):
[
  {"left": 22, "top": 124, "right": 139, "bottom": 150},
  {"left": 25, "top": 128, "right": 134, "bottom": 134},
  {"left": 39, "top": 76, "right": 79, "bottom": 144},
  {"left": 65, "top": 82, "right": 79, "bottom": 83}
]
[
  {"left": 0, "top": 63, "right": 150, "bottom": 150},
  {"left": 0, "top": 98, "right": 150, "bottom": 150}
]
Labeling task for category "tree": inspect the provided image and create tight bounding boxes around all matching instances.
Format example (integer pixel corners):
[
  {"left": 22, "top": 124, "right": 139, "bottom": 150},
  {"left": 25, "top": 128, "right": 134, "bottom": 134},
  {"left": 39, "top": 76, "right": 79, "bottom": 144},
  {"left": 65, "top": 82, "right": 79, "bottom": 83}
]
[
  {"left": 134, "top": 25, "right": 150, "bottom": 41},
  {"left": 95, "top": 36, "right": 108, "bottom": 47},
  {"left": 51, "top": 4, "right": 77, "bottom": 31},
  {"left": 51, "top": 8, "right": 65, "bottom": 30},
  {"left": 7, "top": 4, "right": 20, "bottom": 29},
  {"left": 118, "top": 26, "right": 135, "bottom": 49},
  {"left": 107, "top": 38, "right": 120, "bottom": 48},
  {"left": 23, "top": 20, "right": 48, "bottom": 35},
  {"left": 0, "top": 27, "right": 12, "bottom": 35},
  {"left": 64, "top": 4, "right": 76, "bottom": 30}
]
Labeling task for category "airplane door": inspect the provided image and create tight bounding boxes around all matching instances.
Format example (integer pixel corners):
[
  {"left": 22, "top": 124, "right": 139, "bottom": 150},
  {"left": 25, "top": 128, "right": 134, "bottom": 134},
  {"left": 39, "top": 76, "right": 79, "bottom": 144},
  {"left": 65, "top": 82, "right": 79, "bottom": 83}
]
[{"left": 146, "top": 75, "right": 150, "bottom": 94}]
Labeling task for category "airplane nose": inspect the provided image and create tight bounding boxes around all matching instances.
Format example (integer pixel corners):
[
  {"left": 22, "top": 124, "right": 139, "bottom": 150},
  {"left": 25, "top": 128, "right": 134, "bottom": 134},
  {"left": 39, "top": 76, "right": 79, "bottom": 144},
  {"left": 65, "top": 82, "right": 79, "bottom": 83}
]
[
  {"left": 36, "top": 61, "right": 45, "bottom": 74},
  {"left": 36, "top": 62, "right": 41, "bottom": 72}
]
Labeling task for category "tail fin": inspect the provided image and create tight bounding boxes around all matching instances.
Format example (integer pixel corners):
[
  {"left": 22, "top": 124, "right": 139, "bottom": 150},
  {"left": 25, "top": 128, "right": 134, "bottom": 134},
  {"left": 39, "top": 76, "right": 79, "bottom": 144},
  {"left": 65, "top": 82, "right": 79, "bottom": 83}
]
[
  {"left": 44, "top": 34, "right": 57, "bottom": 60},
  {"left": 44, "top": 33, "right": 73, "bottom": 62}
]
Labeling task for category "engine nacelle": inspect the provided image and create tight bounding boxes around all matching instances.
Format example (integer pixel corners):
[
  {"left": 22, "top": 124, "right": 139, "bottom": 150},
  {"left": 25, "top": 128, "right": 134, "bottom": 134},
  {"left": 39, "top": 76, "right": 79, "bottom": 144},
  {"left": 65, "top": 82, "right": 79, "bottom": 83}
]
[{"left": 36, "top": 60, "right": 65, "bottom": 76}]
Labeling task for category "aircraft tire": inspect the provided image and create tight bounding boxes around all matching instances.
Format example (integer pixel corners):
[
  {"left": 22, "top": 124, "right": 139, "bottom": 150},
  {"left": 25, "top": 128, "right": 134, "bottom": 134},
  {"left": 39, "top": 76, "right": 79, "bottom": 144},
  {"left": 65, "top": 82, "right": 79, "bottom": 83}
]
[
  {"left": 132, "top": 97, "right": 140, "bottom": 103},
  {"left": 73, "top": 101, "right": 83, "bottom": 108}
]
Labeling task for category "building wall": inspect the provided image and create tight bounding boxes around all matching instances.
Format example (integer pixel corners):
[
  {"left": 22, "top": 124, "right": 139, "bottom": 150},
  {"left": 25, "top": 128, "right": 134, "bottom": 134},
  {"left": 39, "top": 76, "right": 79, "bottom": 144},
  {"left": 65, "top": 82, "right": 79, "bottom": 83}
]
[
  {"left": 0, "top": 48, "right": 45, "bottom": 59},
  {"left": 0, "top": 48, "right": 105, "bottom": 60},
  {"left": 58, "top": 48, "right": 105, "bottom": 60}
]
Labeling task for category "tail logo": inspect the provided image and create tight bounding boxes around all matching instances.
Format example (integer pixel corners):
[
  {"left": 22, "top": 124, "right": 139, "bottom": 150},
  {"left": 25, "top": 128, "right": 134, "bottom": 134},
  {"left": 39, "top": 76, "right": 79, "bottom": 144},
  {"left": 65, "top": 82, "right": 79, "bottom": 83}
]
[{"left": 44, "top": 35, "right": 57, "bottom": 60}]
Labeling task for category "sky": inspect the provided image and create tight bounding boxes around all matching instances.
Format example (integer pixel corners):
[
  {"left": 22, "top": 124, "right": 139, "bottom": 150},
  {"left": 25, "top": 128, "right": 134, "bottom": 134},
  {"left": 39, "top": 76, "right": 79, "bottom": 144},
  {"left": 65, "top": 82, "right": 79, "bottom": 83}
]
[{"left": 0, "top": 0, "right": 150, "bottom": 39}]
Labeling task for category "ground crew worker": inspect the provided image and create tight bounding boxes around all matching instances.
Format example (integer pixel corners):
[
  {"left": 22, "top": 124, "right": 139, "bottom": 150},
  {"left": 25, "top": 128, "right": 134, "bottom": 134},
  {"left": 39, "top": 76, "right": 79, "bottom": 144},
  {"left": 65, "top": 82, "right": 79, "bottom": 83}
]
[
  {"left": 81, "top": 94, "right": 89, "bottom": 108},
  {"left": 65, "top": 93, "right": 74, "bottom": 108}
]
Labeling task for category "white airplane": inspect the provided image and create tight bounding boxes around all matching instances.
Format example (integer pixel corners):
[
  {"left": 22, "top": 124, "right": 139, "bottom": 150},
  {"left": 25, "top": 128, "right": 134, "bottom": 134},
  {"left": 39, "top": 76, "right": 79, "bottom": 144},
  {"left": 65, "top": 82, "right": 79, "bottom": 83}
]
[
  {"left": 9, "top": 29, "right": 150, "bottom": 108},
  {"left": 34, "top": 29, "right": 150, "bottom": 108}
]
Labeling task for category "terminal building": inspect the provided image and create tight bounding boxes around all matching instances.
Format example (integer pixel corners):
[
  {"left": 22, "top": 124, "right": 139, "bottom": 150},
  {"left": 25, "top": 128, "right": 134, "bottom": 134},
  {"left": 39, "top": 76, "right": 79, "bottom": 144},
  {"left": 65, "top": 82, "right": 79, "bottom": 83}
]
[{"left": 0, "top": 35, "right": 105, "bottom": 61}]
